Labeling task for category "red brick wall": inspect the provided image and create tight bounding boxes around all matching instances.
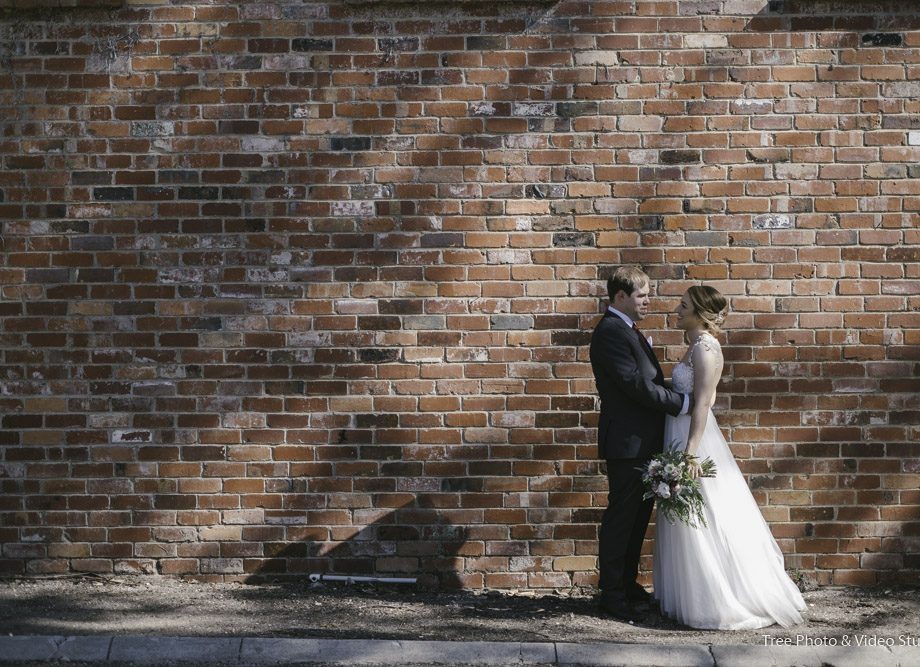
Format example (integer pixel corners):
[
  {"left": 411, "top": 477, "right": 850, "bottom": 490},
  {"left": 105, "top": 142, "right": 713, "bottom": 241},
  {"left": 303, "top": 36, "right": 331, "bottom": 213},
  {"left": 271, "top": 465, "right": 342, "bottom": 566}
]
[{"left": 1, "top": 0, "right": 917, "bottom": 589}]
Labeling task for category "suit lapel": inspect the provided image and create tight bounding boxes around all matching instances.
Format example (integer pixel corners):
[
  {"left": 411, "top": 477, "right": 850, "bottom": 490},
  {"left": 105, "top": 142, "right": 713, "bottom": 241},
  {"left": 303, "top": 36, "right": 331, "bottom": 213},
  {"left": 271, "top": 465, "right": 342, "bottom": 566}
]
[
  {"left": 637, "top": 329, "right": 661, "bottom": 370},
  {"left": 612, "top": 314, "right": 662, "bottom": 373}
]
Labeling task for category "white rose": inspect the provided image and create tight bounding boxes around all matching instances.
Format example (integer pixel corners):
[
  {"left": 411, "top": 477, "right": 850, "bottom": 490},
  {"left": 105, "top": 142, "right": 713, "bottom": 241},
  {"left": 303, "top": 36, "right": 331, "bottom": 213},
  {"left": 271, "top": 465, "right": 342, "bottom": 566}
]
[{"left": 656, "top": 482, "right": 671, "bottom": 499}]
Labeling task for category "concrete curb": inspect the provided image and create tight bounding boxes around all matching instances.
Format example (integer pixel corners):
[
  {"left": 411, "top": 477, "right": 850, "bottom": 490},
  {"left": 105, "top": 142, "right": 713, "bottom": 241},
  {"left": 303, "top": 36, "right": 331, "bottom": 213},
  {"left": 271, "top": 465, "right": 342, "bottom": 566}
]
[{"left": 0, "top": 635, "right": 918, "bottom": 666}]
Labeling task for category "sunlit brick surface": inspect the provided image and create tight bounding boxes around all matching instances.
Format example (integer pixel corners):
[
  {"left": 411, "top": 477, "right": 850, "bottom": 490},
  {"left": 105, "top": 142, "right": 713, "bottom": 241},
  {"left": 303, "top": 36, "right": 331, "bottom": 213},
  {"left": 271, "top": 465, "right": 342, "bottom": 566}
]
[{"left": 0, "top": 0, "right": 917, "bottom": 588}]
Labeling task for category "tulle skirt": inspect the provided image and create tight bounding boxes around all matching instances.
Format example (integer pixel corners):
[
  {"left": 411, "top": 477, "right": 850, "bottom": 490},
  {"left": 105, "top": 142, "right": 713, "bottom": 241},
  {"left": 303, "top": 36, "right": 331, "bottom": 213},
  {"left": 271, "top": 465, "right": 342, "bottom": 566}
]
[{"left": 653, "top": 412, "right": 807, "bottom": 630}]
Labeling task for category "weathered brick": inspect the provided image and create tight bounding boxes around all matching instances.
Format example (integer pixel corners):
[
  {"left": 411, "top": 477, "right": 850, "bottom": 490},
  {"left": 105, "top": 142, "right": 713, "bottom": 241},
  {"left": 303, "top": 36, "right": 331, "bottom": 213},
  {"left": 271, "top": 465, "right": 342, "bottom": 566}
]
[
  {"left": 753, "top": 214, "right": 794, "bottom": 229},
  {"left": 0, "top": 0, "right": 915, "bottom": 592},
  {"left": 861, "top": 33, "right": 902, "bottom": 47},
  {"left": 330, "top": 137, "right": 371, "bottom": 151},
  {"left": 660, "top": 150, "right": 702, "bottom": 164}
]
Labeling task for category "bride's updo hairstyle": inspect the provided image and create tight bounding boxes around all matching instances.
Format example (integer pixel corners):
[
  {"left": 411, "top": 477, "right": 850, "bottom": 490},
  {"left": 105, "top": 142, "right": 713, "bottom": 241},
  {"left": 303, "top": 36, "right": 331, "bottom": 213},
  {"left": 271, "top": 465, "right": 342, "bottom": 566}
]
[{"left": 687, "top": 285, "right": 728, "bottom": 335}]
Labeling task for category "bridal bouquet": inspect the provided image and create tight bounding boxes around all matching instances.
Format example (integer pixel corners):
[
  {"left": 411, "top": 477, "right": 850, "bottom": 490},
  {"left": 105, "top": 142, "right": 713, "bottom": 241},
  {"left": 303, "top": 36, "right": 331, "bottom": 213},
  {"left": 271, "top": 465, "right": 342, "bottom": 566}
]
[{"left": 639, "top": 450, "right": 717, "bottom": 528}]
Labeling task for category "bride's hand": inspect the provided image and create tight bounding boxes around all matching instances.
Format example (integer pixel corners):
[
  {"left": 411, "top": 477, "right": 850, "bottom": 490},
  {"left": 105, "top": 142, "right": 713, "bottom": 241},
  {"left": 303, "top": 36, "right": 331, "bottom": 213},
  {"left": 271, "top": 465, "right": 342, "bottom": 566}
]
[{"left": 687, "top": 452, "right": 701, "bottom": 479}]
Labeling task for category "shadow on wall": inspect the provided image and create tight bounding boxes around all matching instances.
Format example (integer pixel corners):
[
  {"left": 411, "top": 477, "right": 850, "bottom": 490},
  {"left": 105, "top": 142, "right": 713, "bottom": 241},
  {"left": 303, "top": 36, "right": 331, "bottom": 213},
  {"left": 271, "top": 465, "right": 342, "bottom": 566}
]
[
  {"left": 243, "top": 501, "right": 468, "bottom": 589},
  {"left": 747, "top": 0, "right": 920, "bottom": 32}
]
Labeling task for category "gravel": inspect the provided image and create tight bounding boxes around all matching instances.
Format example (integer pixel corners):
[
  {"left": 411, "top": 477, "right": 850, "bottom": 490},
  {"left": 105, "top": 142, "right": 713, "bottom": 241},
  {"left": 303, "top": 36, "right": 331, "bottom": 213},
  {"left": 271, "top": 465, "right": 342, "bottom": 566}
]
[{"left": 1, "top": 576, "right": 918, "bottom": 648}]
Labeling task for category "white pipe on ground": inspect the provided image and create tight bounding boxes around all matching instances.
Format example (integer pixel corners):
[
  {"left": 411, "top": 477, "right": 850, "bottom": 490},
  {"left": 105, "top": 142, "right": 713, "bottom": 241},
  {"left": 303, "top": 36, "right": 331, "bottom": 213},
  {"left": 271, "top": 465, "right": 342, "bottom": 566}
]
[{"left": 308, "top": 573, "right": 417, "bottom": 584}]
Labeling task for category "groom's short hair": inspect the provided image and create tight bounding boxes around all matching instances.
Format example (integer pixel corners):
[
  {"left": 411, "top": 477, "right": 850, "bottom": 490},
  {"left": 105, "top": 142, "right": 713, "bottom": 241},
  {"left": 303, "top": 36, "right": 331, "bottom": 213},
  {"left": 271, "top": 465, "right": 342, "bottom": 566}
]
[{"left": 607, "top": 266, "right": 649, "bottom": 299}]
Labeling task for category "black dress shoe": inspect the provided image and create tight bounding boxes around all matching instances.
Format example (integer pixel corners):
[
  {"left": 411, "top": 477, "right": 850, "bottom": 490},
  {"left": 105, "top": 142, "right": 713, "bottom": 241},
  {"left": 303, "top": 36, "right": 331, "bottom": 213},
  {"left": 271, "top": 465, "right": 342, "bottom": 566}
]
[
  {"left": 623, "top": 582, "right": 653, "bottom": 605},
  {"left": 598, "top": 594, "right": 644, "bottom": 623}
]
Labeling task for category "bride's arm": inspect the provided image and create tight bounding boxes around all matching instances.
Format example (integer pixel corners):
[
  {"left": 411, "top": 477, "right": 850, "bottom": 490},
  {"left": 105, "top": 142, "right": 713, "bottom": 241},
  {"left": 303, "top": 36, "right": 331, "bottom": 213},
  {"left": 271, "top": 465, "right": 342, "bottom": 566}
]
[{"left": 685, "top": 343, "right": 723, "bottom": 459}]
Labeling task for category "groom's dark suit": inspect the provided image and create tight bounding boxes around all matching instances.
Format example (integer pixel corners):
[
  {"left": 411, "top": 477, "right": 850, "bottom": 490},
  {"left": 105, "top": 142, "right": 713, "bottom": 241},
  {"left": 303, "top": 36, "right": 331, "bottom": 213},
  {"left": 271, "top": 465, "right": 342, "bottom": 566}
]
[{"left": 590, "top": 309, "right": 685, "bottom": 598}]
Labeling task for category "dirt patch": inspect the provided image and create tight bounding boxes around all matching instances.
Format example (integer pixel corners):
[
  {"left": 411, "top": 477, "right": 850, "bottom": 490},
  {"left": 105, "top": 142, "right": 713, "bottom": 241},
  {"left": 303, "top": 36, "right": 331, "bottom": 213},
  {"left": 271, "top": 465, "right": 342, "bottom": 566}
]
[{"left": 1, "top": 576, "right": 918, "bottom": 647}]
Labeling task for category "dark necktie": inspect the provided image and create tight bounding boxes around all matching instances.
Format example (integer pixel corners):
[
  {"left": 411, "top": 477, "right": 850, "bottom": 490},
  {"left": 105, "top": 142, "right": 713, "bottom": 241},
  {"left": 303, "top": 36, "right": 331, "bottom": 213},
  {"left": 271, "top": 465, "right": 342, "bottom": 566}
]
[{"left": 633, "top": 323, "right": 652, "bottom": 352}]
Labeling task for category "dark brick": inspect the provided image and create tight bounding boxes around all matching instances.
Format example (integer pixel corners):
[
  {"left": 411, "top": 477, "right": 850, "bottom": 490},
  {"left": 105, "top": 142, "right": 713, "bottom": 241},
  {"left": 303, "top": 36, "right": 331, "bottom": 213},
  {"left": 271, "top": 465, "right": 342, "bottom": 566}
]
[
  {"left": 224, "top": 154, "right": 263, "bottom": 169},
  {"left": 248, "top": 39, "right": 289, "bottom": 53},
  {"left": 26, "top": 269, "right": 71, "bottom": 284},
  {"left": 93, "top": 187, "right": 133, "bottom": 201},
  {"left": 218, "top": 120, "right": 260, "bottom": 134},
  {"left": 535, "top": 412, "right": 579, "bottom": 428},
  {"left": 182, "top": 318, "right": 222, "bottom": 331},
  {"left": 357, "top": 316, "right": 402, "bottom": 331},
  {"left": 178, "top": 187, "right": 219, "bottom": 200},
  {"left": 159, "top": 170, "right": 200, "bottom": 184},
  {"left": 420, "top": 233, "right": 464, "bottom": 248},
  {"left": 660, "top": 150, "right": 701, "bottom": 164},
  {"left": 72, "top": 172, "right": 112, "bottom": 186},
  {"left": 556, "top": 102, "right": 597, "bottom": 118},
  {"left": 527, "top": 184, "right": 548, "bottom": 199},
  {"left": 791, "top": 16, "right": 835, "bottom": 31},
  {"left": 330, "top": 137, "right": 372, "bottom": 151},
  {"left": 7, "top": 156, "right": 45, "bottom": 169},
  {"left": 551, "top": 330, "right": 591, "bottom": 346},
  {"left": 378, "top": 300, "right": 422, "bottom": 315},
  {"left": 219, "top": 187, "right": 249, "bottom": 200},
  {"left": 421, "top": 69, "right": 462, "bottom": 86},
  {"left": 219, "top": 55, "right": 262, "bottom": 70},
  {"left": 746, "top": 148, "right": 791, "bottom": 163},
  {"left": 377, "top": 70, "right": 420, "bottom": 86},
  {"left": 442, "top": 478, "right": 479, "bottom": 492},
  {"left": 529, "top": 117, "right": 570, "bottom": 132},
  {"left": 71, "top": 236, "right": 114, "bottom": 251},
  {"left": 358, "top": 348, "right": 400, "bottom": 363},
  {"left": 553, "top": 232, "right": 594, "bottom": 247},
  {"left": 862, "top": 33, "right": 902, "bottom": 47},
  {"left": 639, "top": 215, "right": 664, "bottom": 231},
  {"left": 50, "top": 221, "right": 89, "bottom": 233},
  {"left": 356, "top": 413, "right": 399, "bottom": 428},
  {"left": 378, "top": 37, "right": 419, "bottom": 52},
  {"left": 154, "top": 495, "right": 197, "bottom": 510},
  {"left": 33, "top": 41, "right": 70, "bottom": 55},
  {"left": 292, "top": 38, "right": 334, "bottom": 51},
  {"left": 76, "top": 269, "right": 115, "bottom": 283},
  {"left": 466, "top": 36, "right": 505, "bottom": 50},
  {"left": 45, "top": 204, "right": 67, "bottom": 218}
]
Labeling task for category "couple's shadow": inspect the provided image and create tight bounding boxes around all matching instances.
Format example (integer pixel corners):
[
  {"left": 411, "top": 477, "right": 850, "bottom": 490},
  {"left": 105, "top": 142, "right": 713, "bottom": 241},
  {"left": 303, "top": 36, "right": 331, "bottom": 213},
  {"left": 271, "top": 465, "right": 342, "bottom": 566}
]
[{"left": 243, "top": 504, "right": 468, "bottom": 590}]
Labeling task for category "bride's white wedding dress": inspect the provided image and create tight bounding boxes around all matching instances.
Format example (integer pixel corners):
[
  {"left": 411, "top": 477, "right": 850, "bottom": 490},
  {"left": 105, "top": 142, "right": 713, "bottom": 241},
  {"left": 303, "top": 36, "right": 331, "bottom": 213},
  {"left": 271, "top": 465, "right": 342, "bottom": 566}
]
[{"left": 653, "top": 334, "right": 806, "bottom": 630}]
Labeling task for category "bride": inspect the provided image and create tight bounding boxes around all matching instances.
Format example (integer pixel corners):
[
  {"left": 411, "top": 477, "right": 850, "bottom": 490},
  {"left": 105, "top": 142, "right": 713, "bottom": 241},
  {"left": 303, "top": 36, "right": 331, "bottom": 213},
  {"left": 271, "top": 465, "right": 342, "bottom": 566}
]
[{"left": 653, "top": 286, "right": 807, "bottom": 630}]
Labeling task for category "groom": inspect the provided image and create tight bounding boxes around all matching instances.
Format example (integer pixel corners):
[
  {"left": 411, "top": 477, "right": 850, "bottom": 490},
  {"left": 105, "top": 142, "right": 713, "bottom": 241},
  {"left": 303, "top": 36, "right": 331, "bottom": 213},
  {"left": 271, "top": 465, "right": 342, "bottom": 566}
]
[{"left": 590, "top": 266, "right": 690, "bottom": 622}]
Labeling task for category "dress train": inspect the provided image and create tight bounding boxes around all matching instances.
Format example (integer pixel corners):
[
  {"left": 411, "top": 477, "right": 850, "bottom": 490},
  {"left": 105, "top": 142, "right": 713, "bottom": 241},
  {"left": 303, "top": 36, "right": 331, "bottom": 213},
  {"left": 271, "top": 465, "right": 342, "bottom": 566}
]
[{"left": 653, "top": 401, "right": 806, "bottom": 629}]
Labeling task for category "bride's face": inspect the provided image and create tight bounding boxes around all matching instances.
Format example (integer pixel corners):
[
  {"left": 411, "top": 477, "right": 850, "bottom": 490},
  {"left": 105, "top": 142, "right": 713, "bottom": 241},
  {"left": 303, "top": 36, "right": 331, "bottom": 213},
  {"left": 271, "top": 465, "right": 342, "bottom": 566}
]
[{"left": 674, "top": 292, "right": 699, "bottom": 330}]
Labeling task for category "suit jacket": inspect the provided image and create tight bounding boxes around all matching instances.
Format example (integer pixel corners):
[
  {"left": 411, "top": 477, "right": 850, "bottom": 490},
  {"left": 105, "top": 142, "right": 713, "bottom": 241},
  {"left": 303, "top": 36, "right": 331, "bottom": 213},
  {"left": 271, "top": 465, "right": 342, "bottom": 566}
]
[{"left": 590, "top": 311, "right": 684, "bottom": 460}]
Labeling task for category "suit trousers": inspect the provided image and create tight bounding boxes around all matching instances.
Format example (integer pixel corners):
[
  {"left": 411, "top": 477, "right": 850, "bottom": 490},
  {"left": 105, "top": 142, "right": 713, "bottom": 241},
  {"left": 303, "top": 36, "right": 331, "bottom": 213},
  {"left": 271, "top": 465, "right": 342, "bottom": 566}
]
[{"left": 598, "top": 457, "right": 654, "bottom": 593}]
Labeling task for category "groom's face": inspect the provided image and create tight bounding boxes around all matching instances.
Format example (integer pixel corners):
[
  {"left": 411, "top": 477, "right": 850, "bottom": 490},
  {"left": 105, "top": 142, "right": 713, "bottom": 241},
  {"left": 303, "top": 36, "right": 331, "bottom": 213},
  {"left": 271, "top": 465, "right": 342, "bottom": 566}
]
[{"left": 616, "top": 281, "right": 650, "bottom": 322}]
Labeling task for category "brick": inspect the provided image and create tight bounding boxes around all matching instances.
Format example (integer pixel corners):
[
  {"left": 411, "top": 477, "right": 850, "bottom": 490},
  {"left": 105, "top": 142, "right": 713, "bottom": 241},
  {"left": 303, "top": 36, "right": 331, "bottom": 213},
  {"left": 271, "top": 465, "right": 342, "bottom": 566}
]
[
  {"left": 0, "top": 0, "right": 916, "bottom": 591},
  {"left": 861, "top": 33, "right": 902, "bottom": 47}
]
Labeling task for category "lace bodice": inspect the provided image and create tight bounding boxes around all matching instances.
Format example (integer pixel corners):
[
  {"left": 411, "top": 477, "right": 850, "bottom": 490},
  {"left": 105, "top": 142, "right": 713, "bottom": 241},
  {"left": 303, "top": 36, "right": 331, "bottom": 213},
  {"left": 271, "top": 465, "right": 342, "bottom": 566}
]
[
  {"left": 671, "top": 332, "right": 721, "bottom": 394},
  {"left": 672, "top": 361, "right": 694, "bottom": 393}
]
